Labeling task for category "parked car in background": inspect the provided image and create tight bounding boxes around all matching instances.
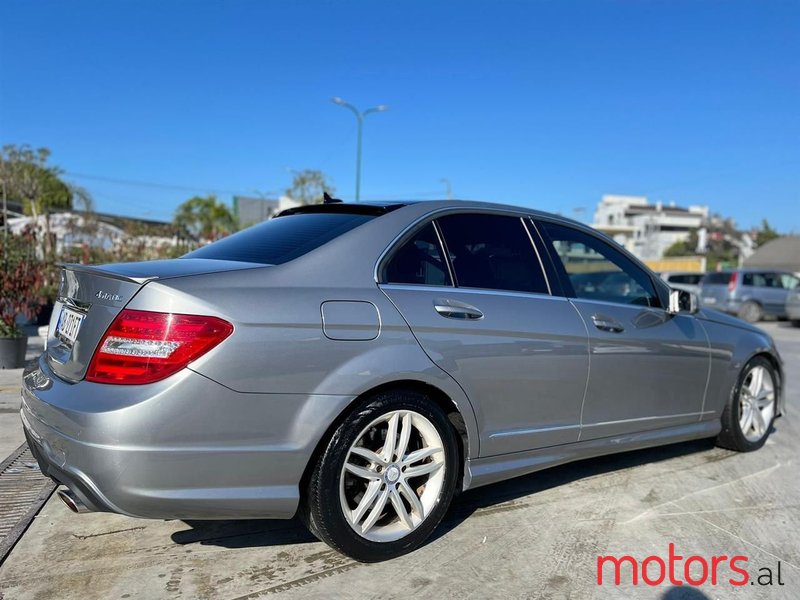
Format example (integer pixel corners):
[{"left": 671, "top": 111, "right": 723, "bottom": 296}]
[
  {"left": 699, "top": 268, "right": 800, "bottom": 323},
  {"left": 787, "top": 289, "right": 800, "bottom": 327},
  {"left": 659, "top": 271, "right": 705, "bottom": 296},
  {"left": 21, "top": 200, "right": 784, "bottom": 562}
]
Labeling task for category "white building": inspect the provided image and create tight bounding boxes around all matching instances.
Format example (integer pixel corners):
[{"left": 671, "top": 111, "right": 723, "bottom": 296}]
[
  {"left": 592, "top": 195, "right": 709, "bottom": 260},
  {"left": 7, "top": 212, "right": 180, "bottom": 259},
  {"left": 233, "top": 195, "right": 301, "bottom": 227}
]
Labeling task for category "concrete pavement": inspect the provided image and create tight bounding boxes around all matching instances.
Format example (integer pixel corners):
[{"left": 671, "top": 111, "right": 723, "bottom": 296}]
[{"left": 0, "top": 323, "right": 798, "bottom": 599}]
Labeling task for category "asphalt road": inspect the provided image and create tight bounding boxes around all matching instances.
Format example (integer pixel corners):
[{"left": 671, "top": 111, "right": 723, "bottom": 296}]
[{"left": 1, "top": 322, "right": 798, "bottom": 600}]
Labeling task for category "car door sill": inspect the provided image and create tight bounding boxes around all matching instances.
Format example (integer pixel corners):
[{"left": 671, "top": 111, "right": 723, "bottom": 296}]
[{"left": 463, "top": 419, "right": 721, "bottom": 490}]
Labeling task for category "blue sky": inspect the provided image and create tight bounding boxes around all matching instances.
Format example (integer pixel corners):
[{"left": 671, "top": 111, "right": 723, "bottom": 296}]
[{"left": 1, "top": 1, "right": 798, "bottom": 230}]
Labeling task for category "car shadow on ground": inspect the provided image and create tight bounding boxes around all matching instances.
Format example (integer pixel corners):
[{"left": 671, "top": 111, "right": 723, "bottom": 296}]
[
  {"left": 172, "top": 436, "right": 730, "bottom": 551},
  {"left": 427, "top": 438, "right": 726, "bottom": 545},
  {"left": 171, "top": 516, "right": 317, "bottom": 548}
]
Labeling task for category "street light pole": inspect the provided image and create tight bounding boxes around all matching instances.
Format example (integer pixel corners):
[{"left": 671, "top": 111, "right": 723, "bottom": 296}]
[
  {"left": 331, "top": 97, "right": 388, "bottom": 202},
  {"left": 441, "top": 178, "right": 453, "bottom": 200}
]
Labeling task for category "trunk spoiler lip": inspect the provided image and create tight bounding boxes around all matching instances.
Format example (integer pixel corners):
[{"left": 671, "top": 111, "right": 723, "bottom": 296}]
[{"left": 58, "top": 263, "right": 159, "bottom": 285}]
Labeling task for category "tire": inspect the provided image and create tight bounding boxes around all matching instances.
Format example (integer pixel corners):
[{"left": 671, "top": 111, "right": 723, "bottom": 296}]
[
  {"left": 791, "top": 319, "right": 800, "bottom": 328},
  {"left": 301, "top": 389, "right": 459, "bottom": 562},
  {"left": 738, "top": 301, "right": 763, "bottom": 323},
  {"left": 716, "top": 356, "right": 777, "bottom": 452}
]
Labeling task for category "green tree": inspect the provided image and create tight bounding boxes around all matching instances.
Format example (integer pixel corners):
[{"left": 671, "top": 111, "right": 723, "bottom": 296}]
[
  {"left": 755, "top": 219, "right": 780, "bottom": 247},
  {"left": 285, "top": 169, "right": 335, "bottom": 205},
  {"left": 664, "top": 230, "right": 699, "bottom": 257},
  {"left": 0, "top": 144, "right": 93, "bottom": 263},
  {"left": 174, "top": 195, "right": 237, "bottom": 242}
]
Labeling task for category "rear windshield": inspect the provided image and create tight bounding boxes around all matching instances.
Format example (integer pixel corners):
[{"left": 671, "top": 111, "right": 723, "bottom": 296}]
[
  {"left": 184, "top": 212, "right": 375, "bottom": 265},
  {"left": 703, "top": 272, "right": 731, "bottom": 285}
]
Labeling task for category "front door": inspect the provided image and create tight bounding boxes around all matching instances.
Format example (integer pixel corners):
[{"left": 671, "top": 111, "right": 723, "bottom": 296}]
[{"left": 537, "top": 220, "right": 711, "bottom": 441}]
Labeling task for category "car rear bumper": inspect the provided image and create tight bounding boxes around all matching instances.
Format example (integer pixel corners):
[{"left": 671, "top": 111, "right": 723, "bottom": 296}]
[{"left": 20, "top": 355, "right": 353, "bottom": 520}]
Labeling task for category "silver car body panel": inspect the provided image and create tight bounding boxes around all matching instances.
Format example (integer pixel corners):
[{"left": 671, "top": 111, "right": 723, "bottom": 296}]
[{"left": 21, "top": 199, "right": 784, "bottom": 519}]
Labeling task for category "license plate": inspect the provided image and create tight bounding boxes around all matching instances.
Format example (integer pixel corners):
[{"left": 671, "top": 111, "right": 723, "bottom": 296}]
[
  {"left": 56, "top": 307, "right": 85, "bottom": 344},
  {"left": 702, "top": 297, "right": 717, "bottom": 304}
]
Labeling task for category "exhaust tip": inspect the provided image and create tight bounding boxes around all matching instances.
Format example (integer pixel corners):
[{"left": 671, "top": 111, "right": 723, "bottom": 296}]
[{"left": 57, "top": 489, "right": 90, "bottom": 514}]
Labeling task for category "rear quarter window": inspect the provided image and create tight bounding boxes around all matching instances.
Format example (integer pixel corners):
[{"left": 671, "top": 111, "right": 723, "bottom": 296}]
[{"left": 184, "top": 212, "right": 374, "bottom": 265}]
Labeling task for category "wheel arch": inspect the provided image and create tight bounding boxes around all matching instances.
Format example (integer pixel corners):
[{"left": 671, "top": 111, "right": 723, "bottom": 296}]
[{"left": 299, "top": 379, "right": 473, "bottom": 501}]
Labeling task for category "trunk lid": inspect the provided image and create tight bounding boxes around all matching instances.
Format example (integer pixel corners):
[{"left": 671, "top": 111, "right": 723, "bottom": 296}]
[{"left": 45, "top": 258, "right": 264, "bottom": 382}]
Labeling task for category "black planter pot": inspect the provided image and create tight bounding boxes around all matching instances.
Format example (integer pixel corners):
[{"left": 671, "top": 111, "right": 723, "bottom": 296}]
[{"left": 0, "top": 336, "right": 28, "bottom": 369}]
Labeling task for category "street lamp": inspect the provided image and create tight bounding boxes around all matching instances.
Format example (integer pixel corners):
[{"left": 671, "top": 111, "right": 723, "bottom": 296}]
[{"left": 331, "top": 97, "right": 388, "bottom": 202}]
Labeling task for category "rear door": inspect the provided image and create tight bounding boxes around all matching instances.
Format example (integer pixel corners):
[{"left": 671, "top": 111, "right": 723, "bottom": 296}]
[
  {"left": 536, "top": 220, "right": 711, "bottom": 440},
  {"left": 379, "top": 212, "right": 589, "bottom": 456}
]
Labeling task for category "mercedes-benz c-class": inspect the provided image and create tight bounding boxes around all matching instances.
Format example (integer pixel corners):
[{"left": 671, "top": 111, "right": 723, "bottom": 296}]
[{"left": 21, "top": 199, "right": 783, "bottom": 561}]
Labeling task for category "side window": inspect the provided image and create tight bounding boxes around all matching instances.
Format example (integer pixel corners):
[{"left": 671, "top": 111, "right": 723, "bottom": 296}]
[
  {"left": 704, "top": 272, "right": 729, "bottom": 285},
  {"left": 744, "top": 272, "right": 767, "bottom": 287},
  {"left": 436, "top": 214, "right": 549, "bottom": 294},
  {"left": 763, "top": 273, "right": 784, "bottom": 288},
  {"left": 781, "top": 274, "right": 800, "bottom": 290},
  {"left": 540, "top": 221, "right": 661, "bottom": 307},
  {"left": 383, "top": 222, "right": 452, "bottom": 286}
]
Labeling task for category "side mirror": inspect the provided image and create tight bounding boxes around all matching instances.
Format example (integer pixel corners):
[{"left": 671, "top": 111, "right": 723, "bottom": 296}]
[{"left": 668, "top": 289, "right": 699, "bottom": 315}]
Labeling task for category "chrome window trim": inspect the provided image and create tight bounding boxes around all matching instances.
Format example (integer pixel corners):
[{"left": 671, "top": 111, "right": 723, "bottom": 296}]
[
  {"left": 379, "top": 283, "right": 566, "bottom": 302},
  {"left": 566, "top": 296, "right": 669, "bottom": 314},
  {"left": 375, "top": 207, "right": 554, "bottom": 298},
  {"left": 533, "top": 215, "right": 671, "bottom": 309},
  {"left": 535, "top": 218, "right": 665, "bottom": 310},
  {"left": 374, "top": 206, "right": 537, "bottom": 284}
]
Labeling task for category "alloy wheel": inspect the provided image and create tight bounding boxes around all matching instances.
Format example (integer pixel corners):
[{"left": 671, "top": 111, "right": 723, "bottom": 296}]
[
  {"left": 738, "top": 365, "right": 775, "bottom": 443},
  {"left": 339, "top": 410, "right": 446, "bottom": 542}
]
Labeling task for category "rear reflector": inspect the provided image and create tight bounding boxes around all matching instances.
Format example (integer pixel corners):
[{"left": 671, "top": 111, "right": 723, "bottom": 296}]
[{"left": 86, "top": 309, "right": 233, "bottom": 384}]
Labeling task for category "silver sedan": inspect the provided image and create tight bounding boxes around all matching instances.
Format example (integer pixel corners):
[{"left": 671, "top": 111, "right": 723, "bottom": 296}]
[{"left": 21, "top": 200, "right": 783, "bottom": 561}]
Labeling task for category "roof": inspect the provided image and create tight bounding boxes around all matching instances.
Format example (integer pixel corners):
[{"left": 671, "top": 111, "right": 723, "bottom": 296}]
[
  {"left": 276, "top": 198, "right": 601, "bottom": 242},
  {"left": 744, "top": 236, "right": 800, "bottom": 273}
]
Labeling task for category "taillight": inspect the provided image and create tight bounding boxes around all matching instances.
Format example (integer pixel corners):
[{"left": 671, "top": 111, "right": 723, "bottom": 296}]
[
  {"left": 728, "top": 272, "right": 738, "bottom": 292},
  {"left": 86, "top": 309, "right": 233, "bottom": 385}
]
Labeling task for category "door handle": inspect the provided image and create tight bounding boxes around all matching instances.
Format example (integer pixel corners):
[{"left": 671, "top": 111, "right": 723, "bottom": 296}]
[
  {"left": 591, "top": 314, "right": 624, "bottom": 333},
  {"left": 434, "top": 298, "right": 484, "bottom": 320}
]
